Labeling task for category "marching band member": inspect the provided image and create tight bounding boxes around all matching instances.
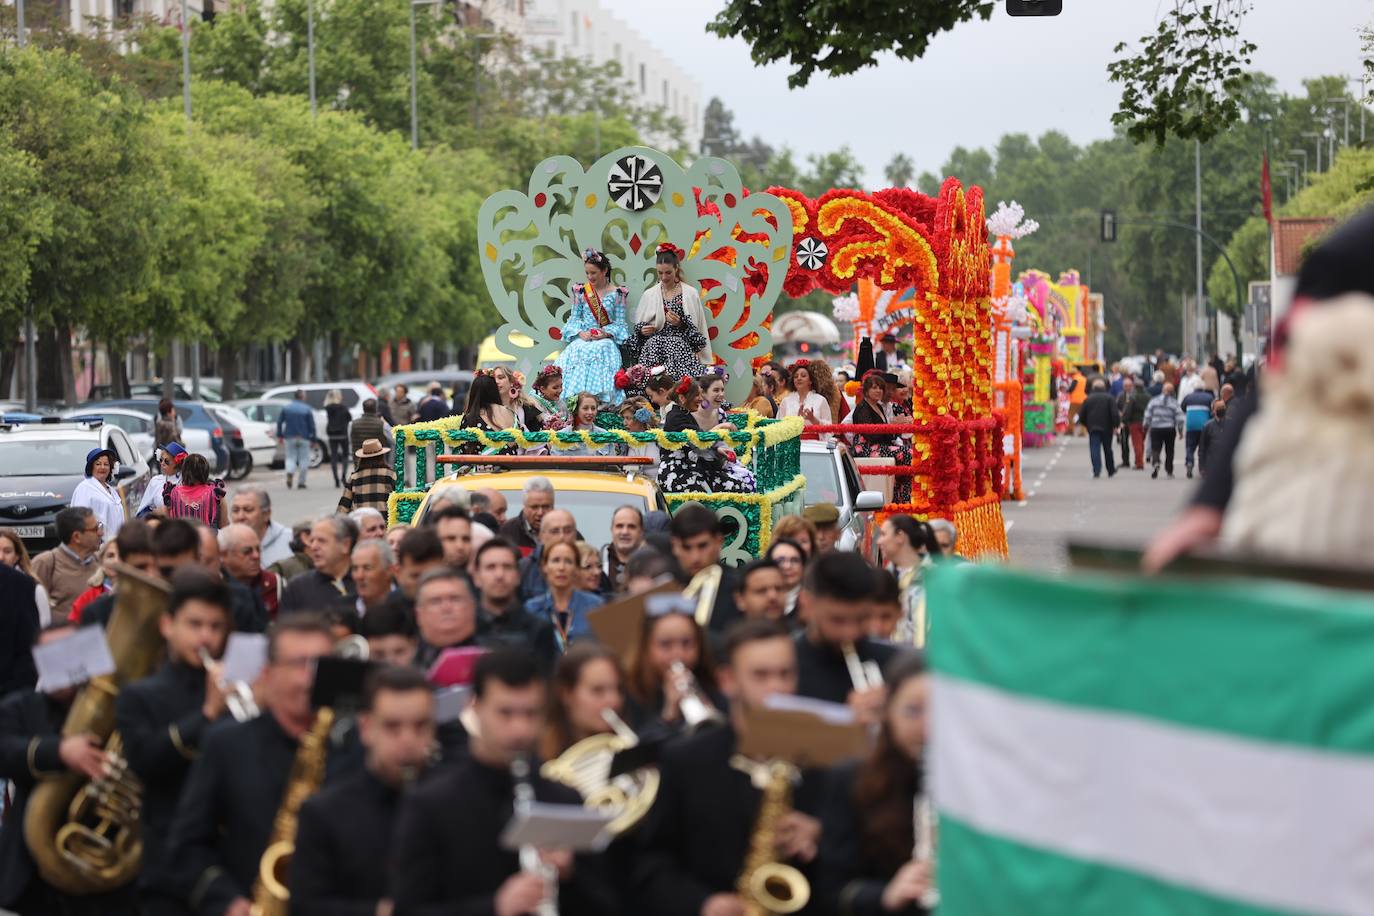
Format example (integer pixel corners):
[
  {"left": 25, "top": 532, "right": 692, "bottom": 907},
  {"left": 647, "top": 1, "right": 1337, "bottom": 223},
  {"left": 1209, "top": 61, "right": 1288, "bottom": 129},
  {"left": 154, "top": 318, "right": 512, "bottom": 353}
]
[
  {"left": 632, "top": 619, "right": 823, "bottom": 916},
  {"left": 391, "top": 648, "right": 618, "bottom": 915},
  {"left": 794, "top": 552, "right": 901, "bottom": 726},
  {"left": 540, "top": 642, "right": 626, "bottom": 760},
  {"left": 623, "top": 599, "right": 722, "bottom": 734},
  {"left": 819, "top": 654, "right": 934, "bottom": 915},
  {"left": 166, "top": 614, "right": 346, "bottom": 916},
  {"left": 116, "top": 571, "right": 234, "bottom": 916},
  {"left": 667, "top": 504, "right": 740, "bottom": 633},
  {"left": 290, "top": 666, "right": 437, "bottom": 916}
]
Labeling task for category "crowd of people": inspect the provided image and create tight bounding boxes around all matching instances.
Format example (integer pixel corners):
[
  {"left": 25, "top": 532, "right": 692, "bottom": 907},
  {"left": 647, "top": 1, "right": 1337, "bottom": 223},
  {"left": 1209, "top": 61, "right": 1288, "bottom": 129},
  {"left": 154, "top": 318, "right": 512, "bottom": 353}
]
[{"left": 0, "top": 457, "right": 960, "bottom": 916}]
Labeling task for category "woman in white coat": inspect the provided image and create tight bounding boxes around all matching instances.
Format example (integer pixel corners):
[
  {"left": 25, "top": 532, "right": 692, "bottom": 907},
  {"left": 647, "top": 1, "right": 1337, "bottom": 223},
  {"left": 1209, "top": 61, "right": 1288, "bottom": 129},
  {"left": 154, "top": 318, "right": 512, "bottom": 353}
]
[
  {"left": 778, "top": 360, "right": 833, "bottom": 430},
  {"left": 70, "top": 447, "right": 125, "bottom": 538},
  {"left": 633, "top": 245, "right": 713, "bottom": 377}
]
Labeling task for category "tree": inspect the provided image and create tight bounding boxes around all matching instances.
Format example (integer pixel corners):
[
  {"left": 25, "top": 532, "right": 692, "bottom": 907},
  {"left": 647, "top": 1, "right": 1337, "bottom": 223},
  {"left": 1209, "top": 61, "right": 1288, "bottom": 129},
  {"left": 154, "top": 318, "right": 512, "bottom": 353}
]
[
  {"left": 884, "top": 153, "right": 914, "bottom": 188},
  {"left": 1107, "top": 0, "right": 1257, "bottom": 146},
  {"left": 707, "top": 0, "right": 994, "bottom": 88}
]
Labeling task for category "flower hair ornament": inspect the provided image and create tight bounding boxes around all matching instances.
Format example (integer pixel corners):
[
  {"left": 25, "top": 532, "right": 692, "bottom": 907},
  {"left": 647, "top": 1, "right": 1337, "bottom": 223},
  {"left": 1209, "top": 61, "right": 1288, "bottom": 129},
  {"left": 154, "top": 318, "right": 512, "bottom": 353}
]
[
  {"left": 582, "top": 247, "right": 612, "bottom": 273},
  {"left": 655, "top": 242, "right": 685, "bottom": 260},
  {"left": 648, "top": 365, "right": 669, "bottom": 378},
  {"left": 675, "top": 377, "right": 693, "bottom": 396},
  {"left": 633, "top": 407, "right": 654, "bottom": 424},
  {"left": 709, "top": 365, "right": 729, "bottom": 383},
  {"left": 791, "top": 359, "right": 811, "bottom": 371},
  {"left": 535, "top": 364, "right": 562, "bottom": 384}
]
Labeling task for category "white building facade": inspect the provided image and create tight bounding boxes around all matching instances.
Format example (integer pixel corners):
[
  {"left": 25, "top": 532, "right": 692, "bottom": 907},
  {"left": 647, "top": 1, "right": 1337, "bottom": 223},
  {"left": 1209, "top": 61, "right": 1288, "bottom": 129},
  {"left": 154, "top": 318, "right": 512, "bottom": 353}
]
[{"left": 523, "top": 0, "right": 702, "bottom": 151}]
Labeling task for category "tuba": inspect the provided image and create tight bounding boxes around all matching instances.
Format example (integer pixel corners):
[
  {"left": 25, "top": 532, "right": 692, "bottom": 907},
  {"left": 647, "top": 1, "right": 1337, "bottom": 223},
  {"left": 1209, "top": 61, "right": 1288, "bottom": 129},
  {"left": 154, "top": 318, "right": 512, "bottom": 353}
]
[
  {"left": 731, "top": 757, "right": 810, "bottom": 915},
  {"left": 250, "top": 706, "right": 335, "bottom": 916},
  {"left": 23, "top": 564, "right": 169, "bottom": 895},
  {"left": 541, "top": 708, "right": 659, "bottom": 836}
]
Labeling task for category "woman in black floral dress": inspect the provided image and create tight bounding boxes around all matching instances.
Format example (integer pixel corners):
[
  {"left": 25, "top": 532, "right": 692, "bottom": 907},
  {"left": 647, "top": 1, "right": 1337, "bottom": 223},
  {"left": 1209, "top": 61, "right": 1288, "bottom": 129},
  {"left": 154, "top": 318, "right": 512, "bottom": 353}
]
[
  {"left": 660, "top": 378, "right": 752, "bottom": 495},
  {"left": 633, "top": 245, "right": 713, "bottom": 378},
  {"left": 851, "top": 371, "right": 912, "bottom": 504}
]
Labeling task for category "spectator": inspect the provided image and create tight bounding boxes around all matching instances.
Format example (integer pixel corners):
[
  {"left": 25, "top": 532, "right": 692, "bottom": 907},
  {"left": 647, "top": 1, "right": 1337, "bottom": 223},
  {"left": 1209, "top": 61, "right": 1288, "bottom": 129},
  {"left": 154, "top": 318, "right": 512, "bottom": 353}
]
[
  {"left": 1198, "top": 398, "right": 1228, "bottom": 478},
  {"left": 337, "top": 439, "right": 396, "bottom": 516},
  {"left": 1177, "top": 359, "right": 1202, "bottom": 402},
  {"left": 324, "top": 389, "right": 352, "bottom": 488},
  {"left": 229, "top": 485, "right": 295, "bottom": 572},
  {"left": 764, "top": 538, "right": 807, "bottom": 619},
  {"left": 281, "top": 516, "right": 359, "bottom": 615},
  {"left": 137, "top": 443, "right": 188, "bottom": 519},
  {"left": 470, "top": 487, "right": 508, "bottom": 532},
  {"left": 517, "top": 508, "right": 577, "bottom": 603},
  {"left": 69, "top": 446, "right": 125, "bottom": 538},
  {"left": 357, "top": 599, "right": 418, "bottom": 666},
  {"left": 276, "top": 388, "right": 316, "bottom": 490},
  {"left": 771, "top": 515, "right": 818, "bottom": 558},
  {"left": 602, "top": 506, "right": 645, "bottom": 594},
  {"left": 389, "top": 384, "right": 418, "bottom": 426},
  {"left": 428, "top": 504, "right": 475, "bottom": 571},
  {"left": 385, "top": 523, "right": 408, "bottom": 555},
  {"left": 62, "top": 521, "right": 157, "bottom": 630},
  {"left": 1118, "top": 375, "right": 1150, "bottom": 470},
  {"left": 498, "top": 477, "right": 555, "bottom": 556},
  {"left": 385, "top": 526, "right": 446, "bottom": 623},
  {"left": 863, "top": 569, "right": 905, "bottom": 641},
  {"left": 69, "top": 538, "right": 120, "bottom": 623},
  {"left": 194, "top": 522, "right": 268, "bottom": 633},
  {"left": 802, "top": 503, "right": 842, "bottom": 553},
  {"left": 622, "top": 547, "right": 679, "bottom": 597},
  {"left": 219, "top": 523, "right": 282, "bottom": 621},
  {"left": 416, "top": 384, "right": 449, "bottom": 423},
  {"left": 1147, "top": 370, "right": 1165, "bottom": 397},
  {"left": 1144, "top": 382, "right": 1185, "bottom": 479},
  {"left": 154, "top": 398, "right": 182, "bottom": 450},
  {"left": 473, "top": 539, "right": 557, "bottom": 669},
  {"left": 1076, "top": 378, "right": 1120, "bottom": 479},
  {"left": 0, "top": 529, "right": 49, "bottom": 627},
  {"left": 525, "top": 541, "right": 602, "bottom": 657},
  {"left": 877, "top": 516, "right": 939, "bottom": 646},
  {"left": 927, "top": 519, "right": 961, "bottom": 558},
  {"left": 732, "top": 558, "right": 788, "bottom": 623},
  {"left": 0, "top": 562, "right": 40, "bottom": 694},
  {"left": 744, "top": 373, "right": 778, "bottom": 418},
  {"left": 575, "top": 542, "right": 603, "bottom": 593},
  {"left": 31, "top": 506, "right": 102, "bottom": 624},
  {"left": 1181, "top": 368, "right": 1220, "bottom": 479},
  {"left": 349, "top": 507, "right": 387, "bottom": 543},
  {"left": 351, "top": 539, "right": 396, "bottom": 616},
  {"left": 164, "top": 453, "right": 227, "bottom": 528},
  {"left": 412, "top": 567, "right": 486, "bottom": 670},
  {"left": 349, "top": 398, "right": 391, "bottom": 460}
]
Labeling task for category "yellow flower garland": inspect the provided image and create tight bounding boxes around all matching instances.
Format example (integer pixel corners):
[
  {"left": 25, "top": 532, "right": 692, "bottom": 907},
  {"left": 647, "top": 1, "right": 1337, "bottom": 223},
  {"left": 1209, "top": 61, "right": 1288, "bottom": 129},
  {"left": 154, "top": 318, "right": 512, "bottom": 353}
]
[{"left": 664, "top": 473, "right": 806, "bottom": 554}]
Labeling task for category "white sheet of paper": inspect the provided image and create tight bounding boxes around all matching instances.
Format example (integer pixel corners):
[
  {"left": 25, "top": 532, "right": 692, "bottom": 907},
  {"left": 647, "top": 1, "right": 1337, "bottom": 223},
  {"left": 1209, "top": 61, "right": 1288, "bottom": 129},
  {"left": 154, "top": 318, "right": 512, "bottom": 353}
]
[
  {"left": 500, "top": 803, "right": 615, "bottom": 853},
  {"left": 221, "top": 633, "right": 268, "bottom": 685},
  {"left": 33, "top": 626, "right": 114, "bottom": 692},
  {"left": 764, "top": 692, "right": 857, "bottom": 725},
  {"left": 433, "top": 685, "right": 471, "bottom": 725}
]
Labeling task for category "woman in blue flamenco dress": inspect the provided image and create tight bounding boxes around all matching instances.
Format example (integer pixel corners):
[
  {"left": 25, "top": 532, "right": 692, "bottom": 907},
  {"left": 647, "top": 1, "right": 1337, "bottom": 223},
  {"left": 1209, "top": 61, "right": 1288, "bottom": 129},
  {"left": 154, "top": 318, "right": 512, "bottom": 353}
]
[{"left": 555, "top": 248, "right": 632, "bottom": 406}]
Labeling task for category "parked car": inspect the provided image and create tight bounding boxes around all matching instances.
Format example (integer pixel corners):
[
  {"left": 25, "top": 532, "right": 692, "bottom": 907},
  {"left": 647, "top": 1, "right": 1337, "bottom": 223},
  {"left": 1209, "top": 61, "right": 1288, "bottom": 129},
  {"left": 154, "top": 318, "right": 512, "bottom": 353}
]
[
  {"left": 373, "top": 370, "right": 474, "bottom": 415},
  {"left": 800, "top": 439, "right": 885, "bottom": 557},
  {"left": 228, "top": 399, "right": 325, "bottom": 469},
  {"left": 86, "top": 378, "right": 226, "bottom": 403},
  {"left": 258, "top": 381, "right": 379, "bottom": 423},
  {"left": 60, "top": 406, "right": 215, "bottom": 469},
  {"left": 0, "top": 414, "right": 151, "bottom": 553},
  {"left": 81, "top": 399, "right": 229, "bottom": 474},
  {"left": 208, "top": 405, "right": 276, "bottom": 478}
]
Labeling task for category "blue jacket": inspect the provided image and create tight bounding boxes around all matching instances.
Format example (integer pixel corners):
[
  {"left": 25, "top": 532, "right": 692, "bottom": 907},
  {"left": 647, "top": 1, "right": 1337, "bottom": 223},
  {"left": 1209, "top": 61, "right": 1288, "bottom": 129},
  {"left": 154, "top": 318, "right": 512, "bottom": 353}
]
[
  {"left": 525, "top": 590, "right": 603, "bottom": 652},
  {"left": 277, "top": 400, "right": 316, "bottom": 440}
]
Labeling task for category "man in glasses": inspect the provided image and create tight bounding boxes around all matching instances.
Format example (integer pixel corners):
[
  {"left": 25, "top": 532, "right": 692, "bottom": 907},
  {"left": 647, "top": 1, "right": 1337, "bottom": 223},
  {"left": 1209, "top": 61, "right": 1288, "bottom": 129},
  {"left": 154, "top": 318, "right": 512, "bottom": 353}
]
[{"left": 31, "top": 506, "right": 103, "bottom": 624}]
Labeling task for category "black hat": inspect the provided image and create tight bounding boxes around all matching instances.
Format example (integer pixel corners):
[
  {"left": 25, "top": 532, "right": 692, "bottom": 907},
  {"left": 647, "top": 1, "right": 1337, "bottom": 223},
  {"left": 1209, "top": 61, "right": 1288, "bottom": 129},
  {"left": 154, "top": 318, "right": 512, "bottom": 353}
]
[{"left": 880, "top": 333, "right": 899, "bottom": 344}]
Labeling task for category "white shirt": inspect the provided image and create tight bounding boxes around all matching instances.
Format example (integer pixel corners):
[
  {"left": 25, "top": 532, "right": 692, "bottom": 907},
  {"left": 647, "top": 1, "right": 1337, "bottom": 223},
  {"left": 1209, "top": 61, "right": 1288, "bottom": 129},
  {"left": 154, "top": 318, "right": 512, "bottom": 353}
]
[
  {"left": 778, "top": 391, "right": 833, "bottom": 426},
  {"left": 137, "top": 471, "right": 181, "bottom": 516},
  {"left": 70, "top": 476, "right": 125, "bottom": 538},
  {"left": 259, "top": 520, "right": 295, "bottom": 569},
  {"left": 1178, "top": 372, "right": 1202, "bottom": 402}
]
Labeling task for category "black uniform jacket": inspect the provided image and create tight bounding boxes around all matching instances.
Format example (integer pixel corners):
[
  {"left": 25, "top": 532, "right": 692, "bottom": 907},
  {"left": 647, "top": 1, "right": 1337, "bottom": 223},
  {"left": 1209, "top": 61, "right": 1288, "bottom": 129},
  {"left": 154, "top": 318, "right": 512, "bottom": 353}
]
[
  {"left": 631, "top": 723, "right": 824, "bottom": 916},
  {"left": 794, "top": 632, "right": 899, "bottom": 706},
  {"left": 391, "top": 753, "right": 619, "bottom": 916},
  {"left": 114, "top": 659, "right": 217, "bottom": 891},
  {"left": 817, "top": 759, "right": 927, "bottom": 916},
  {"left": 290, "top": 767, "right": 405, "bottom": 916},
  {"left": 280, "top": 569, "right": 356, "bottom": 616},
  {"left": 164, "top": 711, "right": 358, "bottom": 915},
  {"left": 0, "top": 689, "right": 68, "bottom": 907}
]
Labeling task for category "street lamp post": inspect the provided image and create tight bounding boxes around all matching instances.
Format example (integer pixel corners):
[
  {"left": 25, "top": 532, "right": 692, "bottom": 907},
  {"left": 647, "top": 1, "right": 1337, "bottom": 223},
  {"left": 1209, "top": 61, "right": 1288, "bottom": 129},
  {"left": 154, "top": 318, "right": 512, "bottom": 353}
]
[
  {"left": 1289, "top": 148, "right": 1308, "bottom": 186},
  {"left": 1349, "top": 76, "right": 1367, "bottom": 143},
  {"left": 1302, "top": 131, "right": 1323, "bottom": 174},
  {"left": 408, "top": 0, "right": 442, "bottom": 149},
  {"left": 180, "top": 0, "right": 201, "bottom": 400},
  {"left": 15, "top": 0, "right": 23, "bottom": 47},
  {"left": 17, "top": 2, "right": 33, "bottom": 409}
]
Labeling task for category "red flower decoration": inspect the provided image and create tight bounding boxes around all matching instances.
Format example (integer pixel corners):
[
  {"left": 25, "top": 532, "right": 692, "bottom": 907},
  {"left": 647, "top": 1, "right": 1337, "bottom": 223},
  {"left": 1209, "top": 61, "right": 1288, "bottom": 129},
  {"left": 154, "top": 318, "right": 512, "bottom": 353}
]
[
  {"left": 614, "top": 369, "right": 632, "bottom": 390},
  {"left": 675, "top": 377, "right": 692, "bottom": 396}
]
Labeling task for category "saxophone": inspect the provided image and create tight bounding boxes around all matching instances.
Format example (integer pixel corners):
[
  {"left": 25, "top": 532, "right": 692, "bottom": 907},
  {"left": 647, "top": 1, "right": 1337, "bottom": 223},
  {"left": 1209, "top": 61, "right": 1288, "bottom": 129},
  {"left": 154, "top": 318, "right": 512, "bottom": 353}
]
[
  {"left": 250, "top": 706, "right": 335, "bottom": 916},
  {"left": 23, "top": 565, "right": 169, "bottom": 895},
  {"left": 732, "top": 758, "right": 810, "bottom": 916}
]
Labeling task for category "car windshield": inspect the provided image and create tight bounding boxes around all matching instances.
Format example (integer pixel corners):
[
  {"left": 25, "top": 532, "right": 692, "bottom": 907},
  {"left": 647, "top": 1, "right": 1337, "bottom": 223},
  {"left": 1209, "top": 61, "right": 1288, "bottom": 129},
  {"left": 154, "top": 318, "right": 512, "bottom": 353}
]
[
  {"left": 0, "top": 439, "right": 91, "bottom": 476},
  {"left": 424, "top": 485, "right": 654, "bottom": 543},
  {"left": 801, "top": 450, "right": 843, "bottom": 505}
]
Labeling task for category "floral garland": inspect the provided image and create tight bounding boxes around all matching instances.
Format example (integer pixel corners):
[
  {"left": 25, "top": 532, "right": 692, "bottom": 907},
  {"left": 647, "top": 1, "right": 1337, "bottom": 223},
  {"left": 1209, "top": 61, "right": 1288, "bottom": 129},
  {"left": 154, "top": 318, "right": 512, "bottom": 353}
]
[{"left": 664, "top": 473, "right": 806, "bottom": 558}]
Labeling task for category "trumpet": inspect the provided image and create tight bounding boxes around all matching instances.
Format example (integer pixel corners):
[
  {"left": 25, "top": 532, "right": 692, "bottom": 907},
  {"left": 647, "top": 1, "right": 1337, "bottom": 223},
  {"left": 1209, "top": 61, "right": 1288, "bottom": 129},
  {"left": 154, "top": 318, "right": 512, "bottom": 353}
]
[
  {"left": 842, "top": 642, "right": 884, "bottom": 691},
  {"left": 198, "top": 647, "right": 260, "bottom": 723},
  {"left": 913, "top": 793, "right": 940, "bottom": 909},
  {"left": 669, "top": 661, "right": 724, "bottom": 733},
  {"left": 511, "top": 756, "right": 559, "bottom": 916}
]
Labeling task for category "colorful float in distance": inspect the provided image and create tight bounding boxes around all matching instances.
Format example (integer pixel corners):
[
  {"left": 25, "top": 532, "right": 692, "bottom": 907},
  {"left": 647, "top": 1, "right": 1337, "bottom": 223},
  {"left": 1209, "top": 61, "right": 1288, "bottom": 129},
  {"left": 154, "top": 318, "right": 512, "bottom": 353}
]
[
  {"left": 767, "top": 180, "right": 1008, "bottom": 559},
  {"left": 986, "top": 201, "right": 1038, "bottom": 498},
  {"left": 1017, "top": 268, "right": 1107, "bottom": 446}
]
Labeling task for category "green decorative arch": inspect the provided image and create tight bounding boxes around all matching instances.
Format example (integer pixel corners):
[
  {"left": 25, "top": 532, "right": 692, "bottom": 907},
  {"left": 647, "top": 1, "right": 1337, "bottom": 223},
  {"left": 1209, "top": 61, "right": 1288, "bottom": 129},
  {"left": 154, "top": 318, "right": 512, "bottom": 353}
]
[{"left": 477, "top": 146, "right": 794, "bottom": 404}]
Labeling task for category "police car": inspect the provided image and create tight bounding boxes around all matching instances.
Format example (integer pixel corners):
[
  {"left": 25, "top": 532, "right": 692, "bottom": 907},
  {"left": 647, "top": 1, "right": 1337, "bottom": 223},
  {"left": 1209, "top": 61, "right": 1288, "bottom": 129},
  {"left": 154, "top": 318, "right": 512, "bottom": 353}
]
[{"left": 0, "top": 414, "right": 150, "bottom": 553}]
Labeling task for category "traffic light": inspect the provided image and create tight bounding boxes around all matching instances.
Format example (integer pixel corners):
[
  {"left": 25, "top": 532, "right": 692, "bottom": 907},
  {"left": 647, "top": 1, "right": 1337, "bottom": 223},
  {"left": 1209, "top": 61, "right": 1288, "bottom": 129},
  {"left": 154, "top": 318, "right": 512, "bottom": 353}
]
[
  {"left": 1100, "top": 209, "right": 1117, "bottom": 243},
  {"left": 1006, "top": 0, "right": 1062, "bottom": 15}
]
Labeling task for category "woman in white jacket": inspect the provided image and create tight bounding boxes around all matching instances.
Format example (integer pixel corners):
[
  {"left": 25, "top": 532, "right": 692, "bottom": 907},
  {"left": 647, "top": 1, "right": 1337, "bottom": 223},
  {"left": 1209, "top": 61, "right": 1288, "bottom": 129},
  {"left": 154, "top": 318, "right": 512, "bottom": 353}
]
[
  {"left": 70, "top": 447, "right": 125, "bottom": 539},
  {"left": 633, "top": 245, "right": 713, "bottom": 377}
]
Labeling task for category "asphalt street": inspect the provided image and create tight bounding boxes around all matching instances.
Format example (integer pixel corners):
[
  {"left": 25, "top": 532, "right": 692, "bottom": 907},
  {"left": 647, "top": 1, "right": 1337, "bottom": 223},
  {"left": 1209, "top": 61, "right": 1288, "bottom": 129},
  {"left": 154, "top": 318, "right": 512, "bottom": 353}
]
[
  {"left": 237, "top": 459, "right": 356, "bottom": 531},
  {"left": 1003, "top": 432, "right": 1194, "bottom": 572}
]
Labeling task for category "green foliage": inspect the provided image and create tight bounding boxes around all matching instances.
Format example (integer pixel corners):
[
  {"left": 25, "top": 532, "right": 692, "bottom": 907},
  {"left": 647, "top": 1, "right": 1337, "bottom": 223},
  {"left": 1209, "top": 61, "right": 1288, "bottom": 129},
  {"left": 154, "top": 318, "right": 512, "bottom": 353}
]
[
  {"left": 707, "top": 0, "right": 994, "bottom": 88},
  {"left": 1108, "top": 0, "right": 1257, "bottom": 146},
  {"left": 0, "top": 136, "right": 50, "bottom": 319}
]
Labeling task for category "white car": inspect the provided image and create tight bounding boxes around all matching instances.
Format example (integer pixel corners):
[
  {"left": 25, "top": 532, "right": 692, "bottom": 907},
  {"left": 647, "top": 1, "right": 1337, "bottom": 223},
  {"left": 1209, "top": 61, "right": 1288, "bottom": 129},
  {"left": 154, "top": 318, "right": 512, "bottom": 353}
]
[
  {"left": 258, "top": 381, "right": 380, "bottom": 424},
  {"left": 63, "top": 406, "right": 216, "bottom": 467},
  {"left": 208, "top": 405, "right": 277, "bottom": 470},
  {"left": 229, "top": 399, "right": 326, "bottom": 469}
]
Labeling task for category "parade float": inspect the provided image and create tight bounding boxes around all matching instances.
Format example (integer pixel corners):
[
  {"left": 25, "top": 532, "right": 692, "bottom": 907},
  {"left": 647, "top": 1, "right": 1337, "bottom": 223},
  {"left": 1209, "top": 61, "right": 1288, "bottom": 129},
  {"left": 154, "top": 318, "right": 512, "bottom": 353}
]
[
  {"left": 387, "top": 147, "right": 1007, "bottom": 560},
  {"left": 1016, "top": 267, "right": 1107, "bottom": 445},
  {"left": 986, "top": 202, "right": 1037, "bottom": 499}
]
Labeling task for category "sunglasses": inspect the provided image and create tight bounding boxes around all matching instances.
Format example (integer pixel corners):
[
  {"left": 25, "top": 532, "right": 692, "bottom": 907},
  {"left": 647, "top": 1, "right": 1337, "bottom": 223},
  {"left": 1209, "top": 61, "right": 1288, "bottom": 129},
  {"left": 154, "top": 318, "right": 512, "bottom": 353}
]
[{"left": 645, "top": 594, "right": 695, "bottom": 618}]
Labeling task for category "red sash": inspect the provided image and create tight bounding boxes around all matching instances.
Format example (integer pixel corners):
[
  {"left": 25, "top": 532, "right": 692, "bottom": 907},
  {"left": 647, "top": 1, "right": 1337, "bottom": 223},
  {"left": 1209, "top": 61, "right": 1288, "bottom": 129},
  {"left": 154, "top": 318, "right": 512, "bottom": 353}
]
[{"left": 583, "top": 282, "right": 611, "bottom": 328}]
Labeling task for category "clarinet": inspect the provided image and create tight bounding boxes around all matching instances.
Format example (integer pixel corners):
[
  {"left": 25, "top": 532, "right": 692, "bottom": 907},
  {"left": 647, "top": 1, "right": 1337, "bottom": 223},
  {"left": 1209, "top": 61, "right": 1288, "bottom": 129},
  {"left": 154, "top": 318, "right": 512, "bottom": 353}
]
[
  {"left": 913, "top": 794, "right": 940, "bottom": 909},
  {"left": 510, "top": 757, "right": 559, "bottom": 916}
]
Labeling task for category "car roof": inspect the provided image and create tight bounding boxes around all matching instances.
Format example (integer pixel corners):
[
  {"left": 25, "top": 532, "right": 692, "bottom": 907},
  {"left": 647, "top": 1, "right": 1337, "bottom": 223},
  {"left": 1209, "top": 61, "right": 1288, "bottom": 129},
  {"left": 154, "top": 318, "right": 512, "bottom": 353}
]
[{"left": 262, "top": 381, "right": 371, "bottom": 392}]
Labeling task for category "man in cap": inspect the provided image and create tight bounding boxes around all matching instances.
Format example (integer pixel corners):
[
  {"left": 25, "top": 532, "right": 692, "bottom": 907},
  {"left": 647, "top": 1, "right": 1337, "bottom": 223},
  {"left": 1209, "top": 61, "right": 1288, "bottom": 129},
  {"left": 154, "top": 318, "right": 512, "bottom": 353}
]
[
  {"left": 802, "top": 503, "right": 842, "bottom": 553},
  {"left": 137, "top": 442, "right": 188, "bottom": 518}
]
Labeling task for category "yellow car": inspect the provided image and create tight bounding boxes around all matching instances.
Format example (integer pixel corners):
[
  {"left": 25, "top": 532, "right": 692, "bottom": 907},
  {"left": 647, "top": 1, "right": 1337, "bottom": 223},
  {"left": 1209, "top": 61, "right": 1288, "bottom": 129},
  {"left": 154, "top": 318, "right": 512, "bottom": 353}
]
[{"left": 412, "top": 463, "right": 668, "bottom": 537}]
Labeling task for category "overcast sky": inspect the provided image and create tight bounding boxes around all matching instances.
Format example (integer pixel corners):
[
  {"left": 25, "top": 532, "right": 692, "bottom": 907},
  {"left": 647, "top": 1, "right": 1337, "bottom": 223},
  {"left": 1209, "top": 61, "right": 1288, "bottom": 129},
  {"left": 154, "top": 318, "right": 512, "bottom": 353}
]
[{"left": 600, "top": 0, "right": 1373, "bottom": 185}]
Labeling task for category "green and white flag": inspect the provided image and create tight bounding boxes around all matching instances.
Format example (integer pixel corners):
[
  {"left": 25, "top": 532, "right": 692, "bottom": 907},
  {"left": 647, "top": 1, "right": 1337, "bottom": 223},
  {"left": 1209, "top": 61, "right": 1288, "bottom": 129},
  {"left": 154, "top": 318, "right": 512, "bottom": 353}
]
[{"left": 926, "top": 564, "right": 1374, "bottom": 915}]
